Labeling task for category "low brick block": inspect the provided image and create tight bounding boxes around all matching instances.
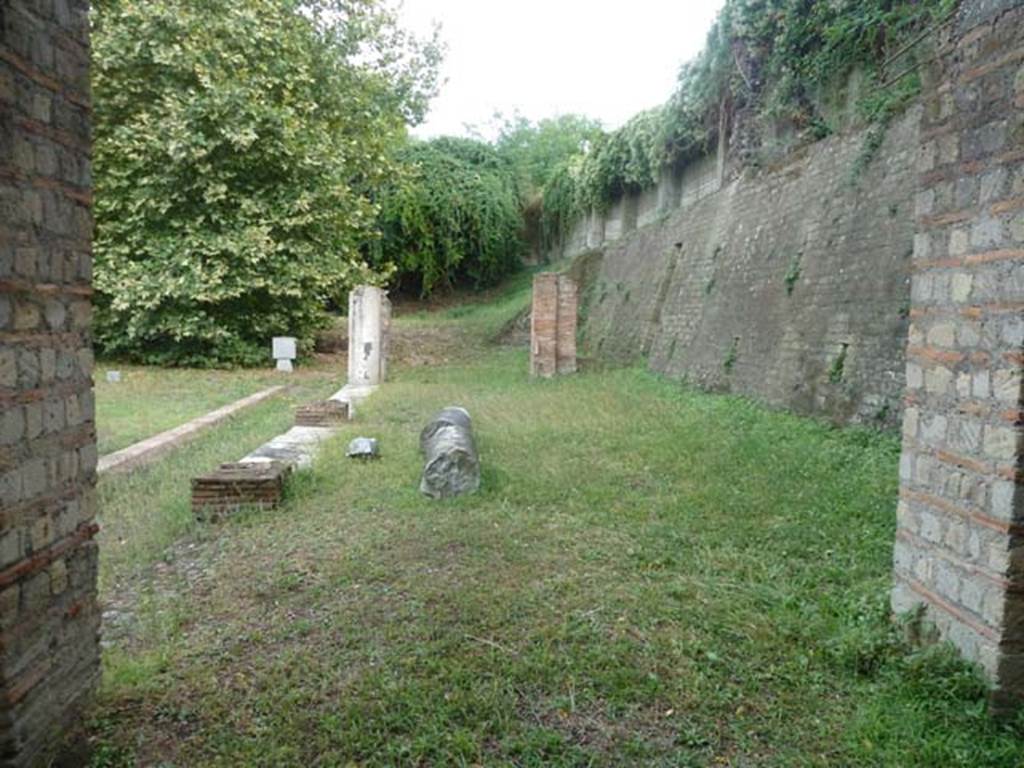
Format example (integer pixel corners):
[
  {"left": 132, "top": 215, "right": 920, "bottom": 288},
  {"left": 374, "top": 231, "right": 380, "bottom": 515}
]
[
  {"left": 191, "top": 462, "right": 291, "bottom": 522},
  {"left": 294, "top": 399, "right": 349, "bottom": 427}
]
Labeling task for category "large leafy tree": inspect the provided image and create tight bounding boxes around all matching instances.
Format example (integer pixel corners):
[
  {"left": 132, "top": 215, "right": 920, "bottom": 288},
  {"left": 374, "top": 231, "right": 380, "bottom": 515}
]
[
  {"left": 492, "top": 113, "right": 604, "bottom": 192},
  {"left": 91, "top": 0, "right": 441, "bottom": 365}
]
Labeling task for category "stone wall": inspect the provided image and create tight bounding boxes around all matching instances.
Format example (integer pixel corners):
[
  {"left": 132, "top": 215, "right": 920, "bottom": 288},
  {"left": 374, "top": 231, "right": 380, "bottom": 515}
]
[
  {"left": 0, "top": 1, "right": 100, "bottom": 764},
  {"left": 892, "top": 0, "right": 1024, "bottom": 712},
  {"left": 570, "top": 108, "right": 919, "bottom": 427}
]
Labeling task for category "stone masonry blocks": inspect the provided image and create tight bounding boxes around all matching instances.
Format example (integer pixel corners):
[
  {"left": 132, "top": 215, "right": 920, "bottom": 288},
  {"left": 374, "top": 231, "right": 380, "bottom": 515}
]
[
  {"left": 347, "top": 285, "right": 391, "bottom": 387},
  {"left": 893, "top": 0, "right": 1024, "bottom": 714},
  {"left": 531, "top": 273, "right": 578, "bottom": 378},
  {"left": 1, "top": 0, "right": 99, "bottom": 763}
]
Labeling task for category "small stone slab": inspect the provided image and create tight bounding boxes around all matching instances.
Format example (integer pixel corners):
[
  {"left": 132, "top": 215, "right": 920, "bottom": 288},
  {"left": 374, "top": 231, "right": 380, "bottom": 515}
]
[
  {"left": 272, "top": 336, "right": 297, "bottom": 360},
  {"left": 295, "top": 399, "right": 350, "bottom": 427},
  {"left": 347, "top": 437, "right": 379, "bottom": 459},
  {"left": 192, "top": 461, "right": 291, "bottom": 522},
  {"left": 241, "top": 426, "right": 336, "bottom": 470}
]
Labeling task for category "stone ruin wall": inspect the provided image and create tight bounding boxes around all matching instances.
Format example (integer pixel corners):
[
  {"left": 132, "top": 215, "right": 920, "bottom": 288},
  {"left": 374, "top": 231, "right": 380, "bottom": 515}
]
[
  {"left": 892, "top": 0, "right": 1024, "bottom": 712},
  {"left": 0, "top": 0, "right": 100, "bottom": 764},
  {"left": 553, "top": 104, "right": 920, "bottom": 429}
]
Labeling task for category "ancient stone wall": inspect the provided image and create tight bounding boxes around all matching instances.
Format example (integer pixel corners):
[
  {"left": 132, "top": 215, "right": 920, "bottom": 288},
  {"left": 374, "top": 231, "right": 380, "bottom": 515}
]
[
  {"left": 570, "top": 108, "right": 919, "bottom": 426},
  {"left": 892, "top": 0, "right": 1024, "bottom": 712},
  {"left": 0, "top": 1, "right": 100, "bottom": 764}
]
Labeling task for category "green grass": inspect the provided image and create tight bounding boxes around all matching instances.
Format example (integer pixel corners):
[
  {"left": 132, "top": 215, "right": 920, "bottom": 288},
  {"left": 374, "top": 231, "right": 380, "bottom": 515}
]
[
  {"left": 87, "top": 290, "right": 1024, "bottom": 766},
  {"left": 96, "top": 372, "right": 340, "bottom": 594},
  {"left": 94, "top": 364, "right": 289, "bottom": 455}
]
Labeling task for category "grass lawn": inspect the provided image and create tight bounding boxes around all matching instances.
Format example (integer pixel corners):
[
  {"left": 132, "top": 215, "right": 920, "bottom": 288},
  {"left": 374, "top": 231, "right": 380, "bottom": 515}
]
[
  {"left": 94, "top": 364, "right": 294, "bottom": 455},
  {"left": 87, "top": 284, "right": 1024, "bottom": 766}
]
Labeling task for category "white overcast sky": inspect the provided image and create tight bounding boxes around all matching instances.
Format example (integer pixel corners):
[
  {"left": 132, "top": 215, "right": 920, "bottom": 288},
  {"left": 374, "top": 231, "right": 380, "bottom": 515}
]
[{"left": 399, "top": 0, "right": 726, "bottom": 139}]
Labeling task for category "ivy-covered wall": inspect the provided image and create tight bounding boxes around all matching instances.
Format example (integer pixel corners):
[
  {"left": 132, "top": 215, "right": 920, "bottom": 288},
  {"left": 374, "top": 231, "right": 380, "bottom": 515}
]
[{"left": 570, "top": 106, "right": 921, "bottom": 427}]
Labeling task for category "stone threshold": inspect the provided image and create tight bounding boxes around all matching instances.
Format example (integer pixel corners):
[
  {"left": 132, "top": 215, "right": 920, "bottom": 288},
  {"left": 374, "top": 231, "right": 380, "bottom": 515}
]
[{"left": 98, "top": 385, "right": 287, "bottom": 475}]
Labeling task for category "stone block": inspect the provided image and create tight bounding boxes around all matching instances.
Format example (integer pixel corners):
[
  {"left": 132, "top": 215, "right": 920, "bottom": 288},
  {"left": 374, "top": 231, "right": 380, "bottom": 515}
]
[
  {"left": 983, "top": 425, "right": 1019, "bottom": 460},
  {"left": 347, "top": 286, "right": 390, "bottom": 387},
  {"left": 272, "top": 336, "right": 296, "bottom": 361}
]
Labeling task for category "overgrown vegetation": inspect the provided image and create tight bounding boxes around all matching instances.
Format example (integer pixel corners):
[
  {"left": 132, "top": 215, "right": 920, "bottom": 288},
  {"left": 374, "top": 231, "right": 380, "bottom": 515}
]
[
  {"left": 91, "top": 0, "right": 441, "bottom": 366},
  {"left": 541, "top": 0, "right": 957, "bottom": 246},
  {"left": 491, "top": 113, "right": 605, "bottom": 192},
  {"left": 87, "top": 286, "right": 1024, "bottom": 765},
  {"left": 369, "top": 138, "right": 525, "bottom": 296},
  {"left": 784, "top": 253, "right": 802, "bottom": 295}
]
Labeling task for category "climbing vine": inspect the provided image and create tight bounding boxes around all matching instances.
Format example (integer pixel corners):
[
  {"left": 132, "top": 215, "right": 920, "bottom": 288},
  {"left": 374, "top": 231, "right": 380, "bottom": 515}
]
[{"left": 541, "top": 0, "right": 958, "bottom": 244}]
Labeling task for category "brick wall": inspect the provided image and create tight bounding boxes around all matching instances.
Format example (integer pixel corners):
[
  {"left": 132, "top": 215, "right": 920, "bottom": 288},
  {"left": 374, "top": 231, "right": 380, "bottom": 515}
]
[
  {"left": 0, "top": 0, "right": 99, "bottom": 764},
  {"left": 892, "top": 0, "right": 1024, "bottom": 712},
  {"left": 575, "top": 107, "right": 919, "bottom": 427}
]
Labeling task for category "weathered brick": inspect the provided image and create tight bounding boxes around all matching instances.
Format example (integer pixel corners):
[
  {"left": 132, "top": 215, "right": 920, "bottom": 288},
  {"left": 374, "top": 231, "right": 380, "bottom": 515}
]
[
  {"left": 0, "top": 347, "right": 16, "bottom": 388},
  {"left": 13, "top": 300, "right": 41, "bottom": 331},
  {"left": 951, "top": 272, "right": 973, "bottom": 303},
  {"left": 0, "top": 4, "right": 99, "bottom": 758}
]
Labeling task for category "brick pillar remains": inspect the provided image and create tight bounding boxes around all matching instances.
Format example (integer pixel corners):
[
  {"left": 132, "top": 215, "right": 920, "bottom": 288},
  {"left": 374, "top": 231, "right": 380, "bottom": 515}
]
[
  {"left": 893, "top": 0, "right": 1024, "bottom": 712},
  {"left": 0, "top": 0, "right": 100, "bottom": 763},
  {"left": 530, "top": 273, "right": 578, "bottom": 378},
  {"left": 347, "top": 285, "right": 390, "bottom": 387}
]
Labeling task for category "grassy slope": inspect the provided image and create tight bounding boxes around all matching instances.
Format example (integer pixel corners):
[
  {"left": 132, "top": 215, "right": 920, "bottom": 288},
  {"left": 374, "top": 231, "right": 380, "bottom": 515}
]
[{"left": 89, "top": 282, "right": 1023, "bottom": 766}]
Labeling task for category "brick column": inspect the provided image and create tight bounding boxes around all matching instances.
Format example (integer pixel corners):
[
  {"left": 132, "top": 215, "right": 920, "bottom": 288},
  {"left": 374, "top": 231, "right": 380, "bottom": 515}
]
[
  {"left": 0, "top": 1, "right": 100, "bottom": 763},
  {"left": 892, "top": 0, "right": 1024, "bottom": 712},
  {"left": 531, "top": 273, "right": 577, "bottom": 378}
]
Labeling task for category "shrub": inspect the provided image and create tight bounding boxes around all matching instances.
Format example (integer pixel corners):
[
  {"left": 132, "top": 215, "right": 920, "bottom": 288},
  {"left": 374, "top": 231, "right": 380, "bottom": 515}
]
[{"left": 370, "top": 137, "right": 524, "bottom": 296}]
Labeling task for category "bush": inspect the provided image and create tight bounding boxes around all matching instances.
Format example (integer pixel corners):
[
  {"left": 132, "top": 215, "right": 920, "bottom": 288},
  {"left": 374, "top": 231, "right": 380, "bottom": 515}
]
[
  {"left": 370, "top": 138, "right": 524, "bottom": 296},
  {"left": 91, "top": 0, "right": 441, "bottom": 366}
]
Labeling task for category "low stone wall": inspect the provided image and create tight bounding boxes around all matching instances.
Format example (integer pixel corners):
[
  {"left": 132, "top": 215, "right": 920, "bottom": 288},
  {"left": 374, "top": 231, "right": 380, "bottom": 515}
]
[{"left": 570, "top": 108, "right": 919, "bottom": 427}]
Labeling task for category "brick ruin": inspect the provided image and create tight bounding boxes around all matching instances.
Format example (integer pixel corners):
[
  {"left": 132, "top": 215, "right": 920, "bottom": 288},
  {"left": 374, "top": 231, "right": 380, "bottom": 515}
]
[
  {"left": 0, "top": 0, "right": 1021, "bottom": 762},
  {"left": 0, "top": 0, "right": 100, "bottom": 764},
  {"left": 530, "top": 272, "right": 578, "bottom": 378},
  {"left": 892, "top": 0, "right": 1024, "bottom": 713}
]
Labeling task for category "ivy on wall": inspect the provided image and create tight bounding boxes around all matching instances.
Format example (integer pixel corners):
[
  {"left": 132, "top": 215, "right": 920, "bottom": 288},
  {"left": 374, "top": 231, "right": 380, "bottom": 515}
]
[{"left": 541, "top": 0, "right": 958, "bottom": 248}]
